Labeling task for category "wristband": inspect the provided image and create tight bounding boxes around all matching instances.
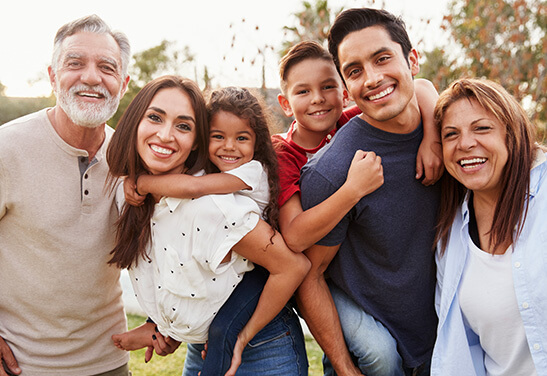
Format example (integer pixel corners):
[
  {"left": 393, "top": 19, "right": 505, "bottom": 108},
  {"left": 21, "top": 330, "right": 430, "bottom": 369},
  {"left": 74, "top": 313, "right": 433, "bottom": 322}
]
[{"left": 134, "top": 175, "right": 146, "bottom": 197}]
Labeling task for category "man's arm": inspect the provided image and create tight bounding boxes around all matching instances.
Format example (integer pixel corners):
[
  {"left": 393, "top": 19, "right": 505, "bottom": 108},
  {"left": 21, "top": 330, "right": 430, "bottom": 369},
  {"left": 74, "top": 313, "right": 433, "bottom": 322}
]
[{"left": 296, "top": 244, "right": 363, "bottom": 376}]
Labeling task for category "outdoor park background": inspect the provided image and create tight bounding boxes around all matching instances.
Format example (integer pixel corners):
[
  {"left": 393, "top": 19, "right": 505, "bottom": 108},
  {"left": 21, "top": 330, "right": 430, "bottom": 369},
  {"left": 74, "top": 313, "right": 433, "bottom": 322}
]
[{"left": 0, "top": 0, "right": 545, "bottom": 374}]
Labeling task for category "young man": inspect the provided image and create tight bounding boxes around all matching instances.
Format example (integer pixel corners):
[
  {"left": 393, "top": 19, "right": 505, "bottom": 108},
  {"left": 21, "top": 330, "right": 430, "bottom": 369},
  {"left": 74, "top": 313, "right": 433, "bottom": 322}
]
[
  {"left": 0, "top": 15, "right": 143, "bottom": 376},
  {"left": 298, "top": 8, "right": 441, "bottom": 376}
]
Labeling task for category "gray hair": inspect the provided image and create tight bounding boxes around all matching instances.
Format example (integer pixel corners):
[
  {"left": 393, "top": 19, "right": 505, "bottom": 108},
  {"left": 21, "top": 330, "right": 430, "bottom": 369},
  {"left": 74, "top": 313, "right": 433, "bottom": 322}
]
[{"left": 51, "top": 14, "right": 131, "bottom": 79}]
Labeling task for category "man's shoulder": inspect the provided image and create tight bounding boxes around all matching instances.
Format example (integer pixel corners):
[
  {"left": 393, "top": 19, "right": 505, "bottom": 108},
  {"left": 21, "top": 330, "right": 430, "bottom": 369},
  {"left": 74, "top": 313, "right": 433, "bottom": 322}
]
[
  {"left": 1, "top": 109, "right": 47, "bottom": 134},
  {"left": 0, "top": 110, "right": 48, "bottom": 149}
]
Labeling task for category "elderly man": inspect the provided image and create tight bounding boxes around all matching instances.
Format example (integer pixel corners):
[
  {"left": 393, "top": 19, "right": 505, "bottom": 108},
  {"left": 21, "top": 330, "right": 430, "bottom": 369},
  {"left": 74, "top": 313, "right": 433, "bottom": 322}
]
[{"left": 0, "top": 15, "right": 131, "bottom": 375}]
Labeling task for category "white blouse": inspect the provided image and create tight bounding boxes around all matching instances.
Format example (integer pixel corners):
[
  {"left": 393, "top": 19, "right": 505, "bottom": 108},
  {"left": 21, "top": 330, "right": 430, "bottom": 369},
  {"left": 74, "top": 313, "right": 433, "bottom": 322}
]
[{"left": 124, "top": 168, "right": 264, "bottom": 343}]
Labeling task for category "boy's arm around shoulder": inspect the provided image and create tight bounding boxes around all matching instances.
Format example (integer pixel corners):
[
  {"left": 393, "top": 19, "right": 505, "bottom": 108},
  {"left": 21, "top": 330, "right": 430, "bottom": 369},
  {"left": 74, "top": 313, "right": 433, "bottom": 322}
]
[
  {"left": 280, "top": 150, "right": 383, "bottom": 252},
  {"left": 415, "top": 78, "right": 444, "bottom": 186}
]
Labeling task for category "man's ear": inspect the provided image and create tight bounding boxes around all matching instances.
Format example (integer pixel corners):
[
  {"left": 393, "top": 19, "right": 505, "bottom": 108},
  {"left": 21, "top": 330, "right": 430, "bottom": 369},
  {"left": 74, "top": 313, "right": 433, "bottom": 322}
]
[
  {"left": 277, "top": 93, "right": 294, "bottom": 117},
  {"left": 48, "top": 66, "right": 57, "bottom": 94},
  {"left": 408, "top": 48, "right": 420, "bottom": 77},
  {"left": 120, "top": 75, "right": 130, "bottom": 98}
]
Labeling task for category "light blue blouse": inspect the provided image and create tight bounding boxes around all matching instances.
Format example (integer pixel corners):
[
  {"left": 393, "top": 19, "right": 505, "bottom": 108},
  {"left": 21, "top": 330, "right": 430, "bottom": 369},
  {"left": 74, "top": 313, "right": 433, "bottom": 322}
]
[{"left": 432, "top": 151, "right": 547, "bottom": 376}]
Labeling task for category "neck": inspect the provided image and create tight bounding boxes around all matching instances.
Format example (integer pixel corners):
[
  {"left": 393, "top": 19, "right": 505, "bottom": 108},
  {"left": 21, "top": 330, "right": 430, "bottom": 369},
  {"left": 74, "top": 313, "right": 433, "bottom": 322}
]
[
  {"left": 292, "top": 122, "right": 335, "bottom": 149},
  {"left": 472, "top": 190, "right": 509, "bottom": 254},
  {"left": 47, "top": 106, "right": 106, "bottom": 159},
  {"left": 360, "top": 95, "right": 421, "bottom": 134}
]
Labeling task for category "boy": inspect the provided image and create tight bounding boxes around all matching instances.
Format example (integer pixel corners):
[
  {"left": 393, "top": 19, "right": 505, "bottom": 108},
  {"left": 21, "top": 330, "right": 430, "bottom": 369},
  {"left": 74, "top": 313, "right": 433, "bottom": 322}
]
[{"left": 273, "top": 40, "right": 441, "bottom": 253}]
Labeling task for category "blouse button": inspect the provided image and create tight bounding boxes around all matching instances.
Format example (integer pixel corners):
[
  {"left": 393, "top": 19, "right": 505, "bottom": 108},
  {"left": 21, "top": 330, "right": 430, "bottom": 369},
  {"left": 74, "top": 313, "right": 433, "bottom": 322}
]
[
  {"left": 533, "top": 343, "right": 541, "bottom": 351},
  {"left": 326, "top": 134, "right": 332, "bottom": 140},
  {"left": 522, "top": 302, "right": 529, "bottom": 309},
  {"left": 514, "top": 262, "right": 521, "bottom": 268}
]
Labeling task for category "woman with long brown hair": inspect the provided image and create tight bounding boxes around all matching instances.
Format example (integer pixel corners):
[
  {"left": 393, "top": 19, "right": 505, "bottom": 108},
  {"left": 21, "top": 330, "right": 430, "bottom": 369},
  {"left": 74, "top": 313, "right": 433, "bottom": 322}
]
[
  {"left": 106, "top": 76, "right": 310, "bottom": 375},
  {"left": 431, "top": 78, "right": 547, "bottom": 375}
]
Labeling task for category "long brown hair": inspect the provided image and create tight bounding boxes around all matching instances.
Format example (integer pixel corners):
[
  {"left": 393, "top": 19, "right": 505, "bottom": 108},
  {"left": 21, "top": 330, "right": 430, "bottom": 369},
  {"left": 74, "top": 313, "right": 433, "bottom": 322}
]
[
  {"left": 206, "top": 87, "right": 281, "bottom": 232},
  {"left": 434, "top": 78, "right": 538, "bottom": 254},
  {"left": 106, "top": 75, "right": 208, "bottom": 269}
]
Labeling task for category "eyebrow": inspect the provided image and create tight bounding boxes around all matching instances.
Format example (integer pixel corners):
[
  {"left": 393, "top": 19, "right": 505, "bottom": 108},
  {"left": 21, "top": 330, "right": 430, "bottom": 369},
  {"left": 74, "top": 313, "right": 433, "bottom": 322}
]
[
  {"left": 148, "top": 107, "right": 196, "bottom": 123},
  {"left": 341, "top": 47, "right": 392, "bottom": 73}
]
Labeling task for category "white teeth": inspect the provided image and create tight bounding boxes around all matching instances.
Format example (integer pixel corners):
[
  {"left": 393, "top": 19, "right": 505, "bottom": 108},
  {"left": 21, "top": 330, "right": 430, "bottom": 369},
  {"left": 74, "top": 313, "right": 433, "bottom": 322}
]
[
  {"left": 150, "top": 145, "right": 173, "bottom": 155},
  {"left": 78, "top": 92, "right": 101, "bottom": 98},
  {"left": 220, "top": 156, "right": 238, "bottom": 161},
  {"left": 368, "top": 86, "right": 394, "bottom": 101},
  {"left": 459, "top": 158, "right": 486, "bottom": 168},
  {"left": 310, "top": 110, "right": 329, "bottom": 116}
]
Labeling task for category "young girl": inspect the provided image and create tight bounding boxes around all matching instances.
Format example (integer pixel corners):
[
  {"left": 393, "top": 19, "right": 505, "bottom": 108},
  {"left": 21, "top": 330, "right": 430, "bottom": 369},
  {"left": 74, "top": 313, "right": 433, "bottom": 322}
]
[{"left": 107, "top": 77, "right": 310, "bottom": 376}]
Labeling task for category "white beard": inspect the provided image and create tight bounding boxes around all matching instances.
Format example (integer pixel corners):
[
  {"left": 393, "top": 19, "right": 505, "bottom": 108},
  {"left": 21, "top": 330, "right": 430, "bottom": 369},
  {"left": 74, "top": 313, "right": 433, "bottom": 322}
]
[{"left": 56, "top": 83, "right": 121, "bottom": 128}]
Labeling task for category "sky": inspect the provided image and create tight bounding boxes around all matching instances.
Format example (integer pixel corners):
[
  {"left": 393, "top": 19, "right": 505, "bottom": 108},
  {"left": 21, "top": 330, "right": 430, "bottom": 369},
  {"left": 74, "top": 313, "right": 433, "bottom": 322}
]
[{"left": 0, "top": 0, "right": 451, "bottom": 97}]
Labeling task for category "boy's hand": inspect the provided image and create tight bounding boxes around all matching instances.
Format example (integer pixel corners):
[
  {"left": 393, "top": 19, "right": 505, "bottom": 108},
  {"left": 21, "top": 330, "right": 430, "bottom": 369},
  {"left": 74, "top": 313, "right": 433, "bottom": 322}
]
[
  {"left": 415, "top": 136, "right": 443, "bottom": 186},
  {"left": 224, "top": 335, "right": 246, "bottom": 376},
  {"left": 346, "top": 150, "right": 384, "bottom": 198},
  {"left": 0, "top": 336, "right": 21, "bottom": 376},
  {"left": 124, "top": 177, "right": 146, "bottom": 206}
]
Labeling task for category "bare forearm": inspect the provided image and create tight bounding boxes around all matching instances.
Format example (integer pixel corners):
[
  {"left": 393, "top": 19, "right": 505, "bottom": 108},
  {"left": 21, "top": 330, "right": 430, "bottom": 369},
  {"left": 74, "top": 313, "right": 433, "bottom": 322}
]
[
  {"left": 137, "top": 173, "right": 247, "bottom": 198},
  {"left": 284, "top": 184, "right": 360, "bottom": 252},
  {"left": 296, "top": 274, "right": 362, "bottom": 375}
]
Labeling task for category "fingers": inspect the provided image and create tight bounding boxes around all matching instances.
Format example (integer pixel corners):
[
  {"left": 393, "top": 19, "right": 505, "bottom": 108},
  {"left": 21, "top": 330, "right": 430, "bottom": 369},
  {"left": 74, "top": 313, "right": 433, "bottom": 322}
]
[
  {"left": 144, "top": 346, "right": 154, "bottom": 363},
  {"left": 0, "top": 338, "right": 21, "bottom": 376},
  {"left": 151, "top": 330, "right": 181, "bottom": 357},
  {"left": 201, "top": 341, "right": 208, "bottom": 361}
]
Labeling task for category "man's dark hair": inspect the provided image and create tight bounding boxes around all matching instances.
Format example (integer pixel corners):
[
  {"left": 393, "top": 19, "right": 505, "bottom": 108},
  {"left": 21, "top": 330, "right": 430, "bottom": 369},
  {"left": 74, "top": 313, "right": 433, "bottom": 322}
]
[{"left": 328, "top": 8, "right": 412, "bottom": 71}]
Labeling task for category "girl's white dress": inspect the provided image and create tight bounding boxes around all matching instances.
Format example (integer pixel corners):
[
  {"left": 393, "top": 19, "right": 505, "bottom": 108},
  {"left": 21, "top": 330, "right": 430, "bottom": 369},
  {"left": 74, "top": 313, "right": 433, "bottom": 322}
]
[{"left": 120, "top": 161, "right": 269, "bottom": 343}]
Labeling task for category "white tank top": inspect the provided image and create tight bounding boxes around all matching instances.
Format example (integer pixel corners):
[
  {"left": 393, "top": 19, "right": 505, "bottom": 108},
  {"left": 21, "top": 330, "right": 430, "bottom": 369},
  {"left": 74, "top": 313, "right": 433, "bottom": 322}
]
[{"left": 458, "top": 239, "right": 537, "bottom": 376}]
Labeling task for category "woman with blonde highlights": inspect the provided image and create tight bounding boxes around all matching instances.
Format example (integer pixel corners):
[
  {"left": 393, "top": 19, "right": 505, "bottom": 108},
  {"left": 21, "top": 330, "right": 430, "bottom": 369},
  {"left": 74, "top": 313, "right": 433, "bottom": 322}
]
[{"left": 431, "top": 78, "right": 546, "bottom": 375}]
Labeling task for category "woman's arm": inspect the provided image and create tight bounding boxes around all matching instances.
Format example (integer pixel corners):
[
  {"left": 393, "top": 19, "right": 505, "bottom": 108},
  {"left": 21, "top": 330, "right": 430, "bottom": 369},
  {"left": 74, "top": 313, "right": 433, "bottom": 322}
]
[
  {"left": 224, "top": 219, "right": 311, "bottom": 376},
  {"left": 123, "top": 173, "right": 250, "bottom": 206},
  {"left": 415, "top": 78, "right": 443, "bottom": 186},
  {"left": 280, "top": 150, "right": 383, "bottom": 252}
]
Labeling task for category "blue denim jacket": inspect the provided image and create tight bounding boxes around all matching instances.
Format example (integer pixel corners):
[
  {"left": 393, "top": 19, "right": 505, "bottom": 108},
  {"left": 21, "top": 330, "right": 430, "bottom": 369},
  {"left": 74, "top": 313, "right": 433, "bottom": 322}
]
[{"left": 431, "top": 151, "right": 547, "bottom": 376}]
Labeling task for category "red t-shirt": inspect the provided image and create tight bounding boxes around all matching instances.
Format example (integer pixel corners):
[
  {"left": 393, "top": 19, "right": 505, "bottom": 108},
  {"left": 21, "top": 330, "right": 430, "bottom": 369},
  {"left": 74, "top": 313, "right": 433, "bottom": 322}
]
[{"left": 272, "top": 106, "right": 361, "bottom": 207}]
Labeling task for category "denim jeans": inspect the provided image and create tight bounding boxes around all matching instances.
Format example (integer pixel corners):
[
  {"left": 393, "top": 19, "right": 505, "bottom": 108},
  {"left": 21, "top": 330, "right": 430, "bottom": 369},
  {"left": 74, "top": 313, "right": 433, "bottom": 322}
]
[
  {"left": 323, "top": 282, "right": 430, "bottom": 376},
  {"left": 182, "top": 266, "right": 308, "bottom": 376}
]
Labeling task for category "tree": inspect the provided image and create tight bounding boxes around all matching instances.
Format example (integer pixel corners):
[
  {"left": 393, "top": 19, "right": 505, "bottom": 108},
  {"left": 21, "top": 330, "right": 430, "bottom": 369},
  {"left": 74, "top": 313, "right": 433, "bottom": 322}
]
[
  {"left": 421, "top": 0, "right": 546, "bottom": 125},
  {"left": 110, "top": 40, "right": 196, "bottom": 127}
]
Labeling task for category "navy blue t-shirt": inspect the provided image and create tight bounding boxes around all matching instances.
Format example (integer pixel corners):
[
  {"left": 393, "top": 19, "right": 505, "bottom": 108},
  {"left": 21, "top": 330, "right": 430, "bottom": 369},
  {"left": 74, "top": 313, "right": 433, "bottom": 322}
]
[{"left": 300, "top": 115, "right": 440, "bottom": 367}]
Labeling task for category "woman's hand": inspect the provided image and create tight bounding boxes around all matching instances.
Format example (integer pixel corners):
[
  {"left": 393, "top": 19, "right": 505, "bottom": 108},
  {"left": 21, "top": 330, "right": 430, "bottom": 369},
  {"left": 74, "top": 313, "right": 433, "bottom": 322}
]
[{"left": 123, "top": 176, "right": 146, "bottom": 206}]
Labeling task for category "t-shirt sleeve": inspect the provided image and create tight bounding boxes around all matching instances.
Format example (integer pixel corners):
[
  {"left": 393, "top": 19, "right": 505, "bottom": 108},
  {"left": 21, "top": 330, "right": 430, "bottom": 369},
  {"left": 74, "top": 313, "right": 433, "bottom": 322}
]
[
  {"left": 224, "top": 160, "right": 263, "bottom": 191},
  {"left": 299, "top": 166, "right": 349, "bottom": 247},
  {"left": 275, "top": 143, "right": 306, "bottom": 207}
]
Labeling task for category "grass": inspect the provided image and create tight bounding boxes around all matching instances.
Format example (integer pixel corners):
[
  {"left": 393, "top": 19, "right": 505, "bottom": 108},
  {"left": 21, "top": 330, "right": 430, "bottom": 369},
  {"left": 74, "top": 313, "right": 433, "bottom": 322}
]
[{"left": 126, "top": 313, "right": 324, "bottom": 375}]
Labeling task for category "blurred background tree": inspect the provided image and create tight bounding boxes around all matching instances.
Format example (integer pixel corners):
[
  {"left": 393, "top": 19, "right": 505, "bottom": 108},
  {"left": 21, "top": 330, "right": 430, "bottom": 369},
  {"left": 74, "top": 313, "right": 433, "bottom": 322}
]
[{"left": 420, "top": 0, "right": 546, "bottom": 126}]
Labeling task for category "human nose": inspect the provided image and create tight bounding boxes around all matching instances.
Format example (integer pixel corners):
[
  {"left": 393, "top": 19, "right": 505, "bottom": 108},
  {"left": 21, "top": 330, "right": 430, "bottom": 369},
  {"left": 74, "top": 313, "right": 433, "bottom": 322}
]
[
  {"left": 156, "top": 123, "right": 174, "bottom": 142},
  {"left": 223, "top": 137, "right": 235, "bottom": 150},
  {"left": 363, "top": 65, "right": 383, "bottom": 88},
  {"left": 458, "top": 130, "right": 476, "bottom": 150},
  {"left": 311, "top": 90, "right": 325, "bottom": 105},
  {"left": 80, "top": 65, "right": 102, "bottom": 86}
]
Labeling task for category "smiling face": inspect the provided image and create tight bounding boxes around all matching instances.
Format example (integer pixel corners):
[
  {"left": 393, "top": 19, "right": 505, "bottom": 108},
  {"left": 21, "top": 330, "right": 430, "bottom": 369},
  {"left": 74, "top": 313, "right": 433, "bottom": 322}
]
[
  {"left": 49, "top": 31, "right": 128, "bottom": 128},
  {"left": 208, "top": 111, "right": 256, "bottom": 172},
  {"left": 137, "top": 87, "right": 197, "bottom": 175},
  {"left": 441, "top": 98, "right": 509, "bottom": 200},
  {"left": 337, "top": 26, "right": 420, "bottom": 133},
  {"left": 278, "top": 58, "right": 348, "bottom": 141}
]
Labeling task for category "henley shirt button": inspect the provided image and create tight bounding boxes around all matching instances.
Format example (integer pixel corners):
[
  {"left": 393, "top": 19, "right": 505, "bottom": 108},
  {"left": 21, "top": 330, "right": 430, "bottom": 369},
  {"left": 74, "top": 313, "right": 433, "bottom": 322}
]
[
  {"left": 522, "top": 302, "right": 529, "bottom": 309},
  {"left": 84, "top": 190, "right": 89, "bottom": 195},
  {"left": 84, "top": 174, "right": 89, "bottom": 179},
  {"left": 514, "top": 262, "right": 521, "bottom": 268}
]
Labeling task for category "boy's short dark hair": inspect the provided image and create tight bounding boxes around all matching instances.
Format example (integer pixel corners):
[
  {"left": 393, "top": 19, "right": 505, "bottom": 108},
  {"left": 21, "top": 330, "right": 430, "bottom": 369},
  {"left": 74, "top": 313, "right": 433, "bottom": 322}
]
[
  {"left": 328, "top": 8, "right": 412, "bottom": 71},
  {"left": 279, "top": 40, "right": 335, "bottom": 93}
]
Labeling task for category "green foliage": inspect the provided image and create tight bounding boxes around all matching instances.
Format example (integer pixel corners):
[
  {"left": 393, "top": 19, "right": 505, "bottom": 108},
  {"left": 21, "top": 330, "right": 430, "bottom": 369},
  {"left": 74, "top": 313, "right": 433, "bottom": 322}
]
[
  {"left": 0, "top": 95, "right": 55, "bottom": 126},
  {"left": 420, "top": 0, "right": 547, "bottom": 126},
  {"left": 110, "top": 41, "right": 196, "bottom": 128}
]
